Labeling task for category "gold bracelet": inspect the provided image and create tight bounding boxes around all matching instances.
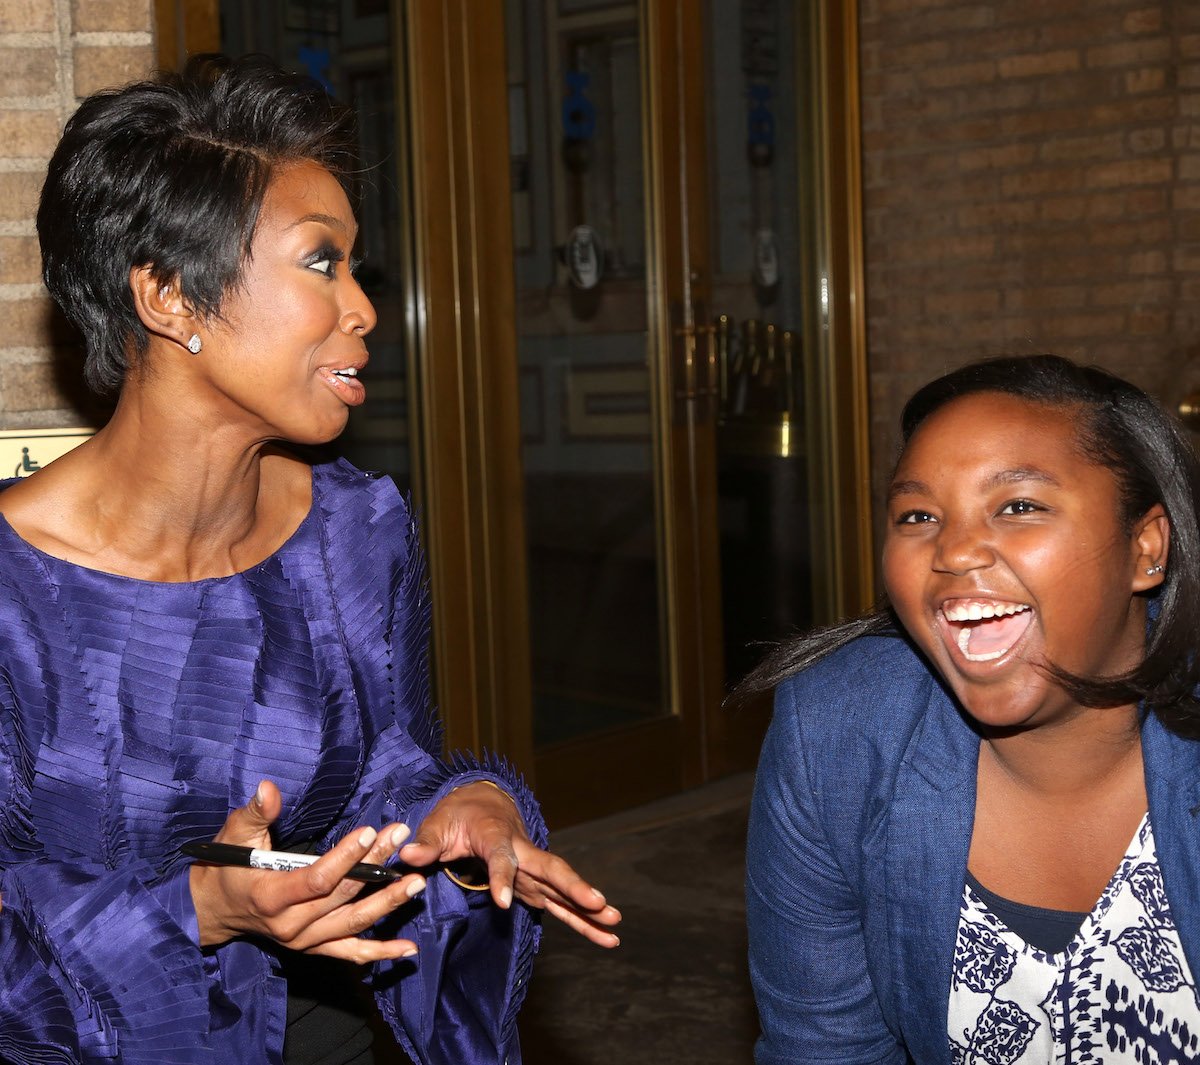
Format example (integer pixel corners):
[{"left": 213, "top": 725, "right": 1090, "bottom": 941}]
[{"left": 442, "top": 866, "right": 492, "bottom": 892}]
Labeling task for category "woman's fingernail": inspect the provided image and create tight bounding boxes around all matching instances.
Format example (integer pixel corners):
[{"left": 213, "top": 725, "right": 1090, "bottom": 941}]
[
  {"left": 253, "top": 782, "right": 266, "bottom": 807},
  {"left": 405, "top": 876, "right": 426, "bottom": 898},
  {"left": 390, "top": 824, "right": 410, "bottom": 849},
  {"left": 401, "top": 946, "right": 419, "bottom": 958},
  {"left": 499, "top": 886, "right": 513, "bottom": 908},
  {"left": 591, "top": 888, "right": 605, "bottom": 902},
  {"left": 358, "top": 827, "right": 377, "bottom": 848}
]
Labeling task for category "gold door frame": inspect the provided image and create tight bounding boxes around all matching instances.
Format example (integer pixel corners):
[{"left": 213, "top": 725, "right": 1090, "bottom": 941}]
[
  {"left": 403, "top": 0, "right": 872, "bottom": 820},
  {"left": 402, "top": 1, "right": 536, "bottom": 770}
]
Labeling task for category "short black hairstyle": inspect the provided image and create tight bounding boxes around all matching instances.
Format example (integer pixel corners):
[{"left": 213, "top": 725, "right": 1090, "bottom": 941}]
[
  {"left": 37, "top": 53, "right": 357, "bottom": 394},
  {"left": 737, "top": 354, "right": 1200, "bottom": 738}
]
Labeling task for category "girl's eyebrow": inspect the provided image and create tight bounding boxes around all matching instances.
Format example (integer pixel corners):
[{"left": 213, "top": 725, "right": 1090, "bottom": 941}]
[
  {"left": 888, "top": 467, "right": 1062, "bottom": 502},
  {"left": 985, "top": 466, "right": 1062, "bottom": 489},
  {"left": 887, "top": 478, "right": 928, "bottom": 501}
]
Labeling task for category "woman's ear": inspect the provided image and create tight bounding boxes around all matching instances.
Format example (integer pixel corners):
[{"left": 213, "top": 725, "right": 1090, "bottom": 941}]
[
  {"left": 129, "top": 265, "right": 197, "bottom": 350},
  {"left": 1131, "top": 503, "right": 1169, "bottom": 592}
]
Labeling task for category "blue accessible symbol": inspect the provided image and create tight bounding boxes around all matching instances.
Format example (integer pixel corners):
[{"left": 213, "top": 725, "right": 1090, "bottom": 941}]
[{"left": 14, "top": 447, "right": 41, "bottom": 477}]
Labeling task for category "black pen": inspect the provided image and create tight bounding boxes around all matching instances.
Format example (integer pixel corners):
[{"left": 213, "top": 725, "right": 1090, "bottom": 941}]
[{"left": 181, "top": 841, "right": 404, "bottom": 885}]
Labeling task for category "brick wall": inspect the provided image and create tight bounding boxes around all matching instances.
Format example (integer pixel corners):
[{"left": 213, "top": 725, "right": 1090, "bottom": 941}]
[
  {"left": 0, "top": 0, "right": 153, "bottom": 430},
  {"left": 859, "top": 0, "right": 1200, "bottom": 512}
]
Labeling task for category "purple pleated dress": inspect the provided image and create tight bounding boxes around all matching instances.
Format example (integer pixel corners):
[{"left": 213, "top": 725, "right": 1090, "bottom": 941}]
[{"left": 0, "top": 458, "right": 542, "bottom": 1065}]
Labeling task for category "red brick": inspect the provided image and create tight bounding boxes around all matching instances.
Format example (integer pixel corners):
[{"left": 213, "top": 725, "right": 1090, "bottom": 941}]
[
  {"left": 1123, "top": 7, "right": 1165, "bottom": 34},
  {"left": 924, "top": 289, "right": 1001, "bottom": 316},
  {"left": 1001, "top": 168, "right": 1086, "bottom": 197},
  {"left": 1003, "top": 285, "right": 1088, "bottom": 311},
  {"left": 1090, "top": 279, "right": 1174, "bottom": 306},
  {"left": 955, "top": 201, "right": 1039, "bottom": 228},
  {"left": 958, "top": 142, "right": 1038, "bottom": 171},
  {"left": 998, "top": 50, "right": 1081, "bottom": 79},
  {"left": 1172, "top": 247, "right": 1200, "bottom": 272},
  {"left": 1089, "top": 218, "right": 1172, "bottom": 246},
  {"left": 999, "top": 106, "right": 1091, "bottom": 137},
  {"left": 1038, "top": 197, "right": 1087, "bottom": 223},
  {"left": 1128, "top": 250, "right": 1169, "bottom": 273},
  {"left": 1089, "top": 96, "right": 1175, "bottom": 125},
  {"left": 957, "top": 81, "right": 1039, "bottom": 114},
  {"left": 1086, "top": 38, "right": 1172, "bottom": 68},
  {"left": 1085, "top": 158, "right": 1173, "bottom": 188},
  {"left": 1038, "top": 312, "right": 1128, "bottom": 338},
  {"left": 1086, "top": 187, "right": 1169, "bottom": 217},
  {"left": 1130, "top": 310, "right": 1170, "bottom": 334},
  {"left": 1127, "top": 128, "right": 1167, "bottom": 153},
  {"left": 1038, "top": 132, "right": 1126, "bottom": 163},
  {"left": 1126, "top": 67, "right": 1167, "bottom": 93},
  {"left": 918, "top": 60, "right": 996, "bottom": 90}
]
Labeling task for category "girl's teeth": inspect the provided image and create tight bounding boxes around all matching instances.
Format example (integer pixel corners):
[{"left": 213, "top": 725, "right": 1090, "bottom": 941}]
[{"left": 944, "top": 602, "right": 1029, "bottom": 622}]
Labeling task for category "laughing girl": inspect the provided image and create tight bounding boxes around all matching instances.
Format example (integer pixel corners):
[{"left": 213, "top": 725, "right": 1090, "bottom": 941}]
[{"left": 745, "top": 354, "right": 1200, "bottom": 1064}]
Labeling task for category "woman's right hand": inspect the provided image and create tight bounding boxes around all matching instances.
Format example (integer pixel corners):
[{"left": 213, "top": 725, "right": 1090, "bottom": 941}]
[{"left": 188, "top": 780, "right": 427, "bottom": 963}]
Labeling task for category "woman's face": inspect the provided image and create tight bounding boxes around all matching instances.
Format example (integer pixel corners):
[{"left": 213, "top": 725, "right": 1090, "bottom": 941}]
[
  {"left": 195, "top": 161, "right": 376, "bottom": 445},
  {"left": 883, "top": 391, "right": 1163, "bottom": 732}
]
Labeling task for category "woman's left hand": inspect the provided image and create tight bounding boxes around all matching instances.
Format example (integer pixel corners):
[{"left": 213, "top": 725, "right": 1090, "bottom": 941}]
[{"left": 398, "top": 782, "right": 621, "bottom": 948}]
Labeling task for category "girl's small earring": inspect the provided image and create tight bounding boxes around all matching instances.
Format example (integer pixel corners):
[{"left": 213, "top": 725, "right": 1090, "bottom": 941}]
[
  {"left": 186, "top": 333, "right": 202, "bottom": 354},
  {"left": 1146, "top": 564, "right": 1164, "bottom": 576}
]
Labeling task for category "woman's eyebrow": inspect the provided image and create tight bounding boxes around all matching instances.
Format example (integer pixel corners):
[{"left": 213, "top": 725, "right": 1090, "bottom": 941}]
[{"left": 287, "top": 212, "right": 350, "bottom": 234}]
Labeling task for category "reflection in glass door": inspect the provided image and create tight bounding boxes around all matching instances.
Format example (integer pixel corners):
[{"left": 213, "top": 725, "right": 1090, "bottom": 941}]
[
  {"left": 506, "top": 1, "right": 667, "bottom": 749},
  {"left": 706, "top": 0, "right": 816, "bottom": 689}
]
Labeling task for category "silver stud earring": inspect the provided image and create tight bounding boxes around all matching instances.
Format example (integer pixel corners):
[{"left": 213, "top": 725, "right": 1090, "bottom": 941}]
[
  {"left": 186, "top": 333, "right": 202, "bottom": 354},
  {"left": 1146, "top": 564, "right": 1164, "bottom": 575}
]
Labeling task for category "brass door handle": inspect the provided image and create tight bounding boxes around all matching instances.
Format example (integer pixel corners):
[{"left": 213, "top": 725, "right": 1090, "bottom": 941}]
[{"left": 1179, "top": 393, "right": 1200, "bottom": 431}]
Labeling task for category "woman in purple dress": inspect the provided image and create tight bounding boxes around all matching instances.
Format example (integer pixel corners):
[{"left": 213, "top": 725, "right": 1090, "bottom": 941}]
[{"left": 0, "top": 55, "right": 619, "bottom": 1065}]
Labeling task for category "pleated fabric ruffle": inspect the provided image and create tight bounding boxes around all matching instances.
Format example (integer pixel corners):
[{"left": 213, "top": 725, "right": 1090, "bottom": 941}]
[{"left": 0, "top": 459, "right": 541, "bottom": 1064}]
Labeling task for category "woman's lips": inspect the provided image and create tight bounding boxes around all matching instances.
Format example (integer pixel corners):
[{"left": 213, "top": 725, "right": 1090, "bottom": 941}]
[
  {"left": 321, "top": 366, "right": 366, "bottom": 405},
  {"left": 940, "top": 598, "right": 1033, "bottom": 663}
]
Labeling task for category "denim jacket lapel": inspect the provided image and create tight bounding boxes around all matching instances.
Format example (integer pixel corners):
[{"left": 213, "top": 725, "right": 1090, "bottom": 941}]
[
  {"left": 1142, "top": 714, "right": 1200, "bottom": 983},
  {"left": 884, "top": 681, "right": 980, "bottom": 1065}
]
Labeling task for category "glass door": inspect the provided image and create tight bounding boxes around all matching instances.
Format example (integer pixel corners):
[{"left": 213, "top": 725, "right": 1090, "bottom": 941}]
[
  {"left": 500, "top": 0, "right": 871, "bottom": 823},
  {"left": 507, "top": 3, "right": 667, "bottom": 747}
]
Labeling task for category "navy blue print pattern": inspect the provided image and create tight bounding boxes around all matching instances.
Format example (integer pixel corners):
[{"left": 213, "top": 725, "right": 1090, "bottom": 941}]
[{"left": 948, "top": 817, "right": 1200, "bottom": 1063}]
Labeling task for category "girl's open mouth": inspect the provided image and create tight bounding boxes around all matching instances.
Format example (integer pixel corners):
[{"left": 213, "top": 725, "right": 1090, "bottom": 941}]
[{"left": 941, "top": 599, "right": 1033, "bottom": 662}]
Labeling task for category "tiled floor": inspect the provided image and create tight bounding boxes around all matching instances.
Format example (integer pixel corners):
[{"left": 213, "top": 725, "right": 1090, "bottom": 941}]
[{"left": 518, "top": 773, "right": 758, "bottom": 1065}]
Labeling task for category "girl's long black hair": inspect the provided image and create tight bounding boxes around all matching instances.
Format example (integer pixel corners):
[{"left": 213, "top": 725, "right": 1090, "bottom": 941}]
[{"left": 736, "top": 354, "right": 1200, "bottom": 739}]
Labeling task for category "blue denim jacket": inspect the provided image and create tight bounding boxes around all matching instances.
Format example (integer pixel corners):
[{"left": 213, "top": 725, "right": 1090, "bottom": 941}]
[{"left": 746, "top": 635, "right": 1200, "bottom": 1064}]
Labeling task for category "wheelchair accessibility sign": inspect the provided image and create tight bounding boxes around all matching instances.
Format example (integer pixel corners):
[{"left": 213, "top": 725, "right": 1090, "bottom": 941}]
[{"left": 0, "top": 428, "right": 94, "bottom": 479}]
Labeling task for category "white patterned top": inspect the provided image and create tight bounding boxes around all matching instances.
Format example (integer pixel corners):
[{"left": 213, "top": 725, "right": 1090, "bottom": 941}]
[{"left": 948, "top": 815, "right": 1200, "bottom": 1064}]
